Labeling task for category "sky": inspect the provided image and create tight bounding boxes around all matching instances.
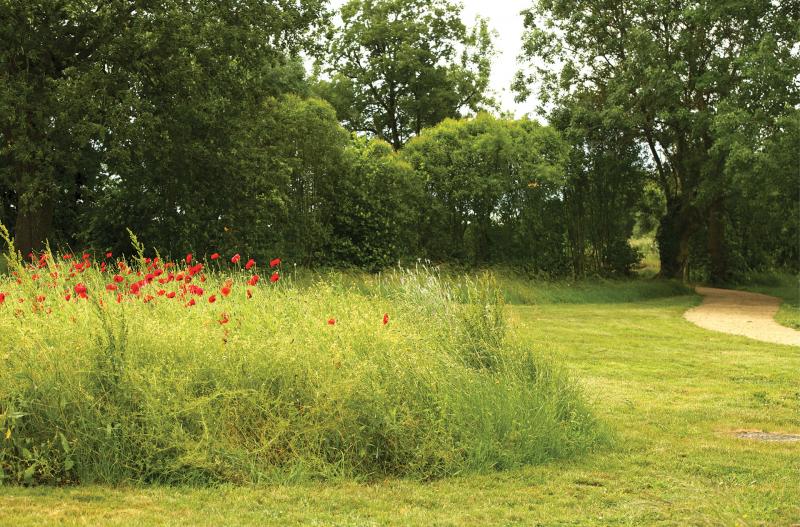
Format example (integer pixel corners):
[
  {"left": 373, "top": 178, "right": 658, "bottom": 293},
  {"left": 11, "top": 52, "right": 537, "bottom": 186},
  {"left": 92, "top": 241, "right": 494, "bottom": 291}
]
[{"left": 327, "top": 0, "right": 538, "bottom": 118}]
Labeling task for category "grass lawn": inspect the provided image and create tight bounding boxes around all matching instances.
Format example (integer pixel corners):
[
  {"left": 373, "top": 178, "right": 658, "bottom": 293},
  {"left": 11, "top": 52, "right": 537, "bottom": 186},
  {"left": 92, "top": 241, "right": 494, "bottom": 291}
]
[{"left": 2, "top": 287, "right": 799, "bottom": 526}]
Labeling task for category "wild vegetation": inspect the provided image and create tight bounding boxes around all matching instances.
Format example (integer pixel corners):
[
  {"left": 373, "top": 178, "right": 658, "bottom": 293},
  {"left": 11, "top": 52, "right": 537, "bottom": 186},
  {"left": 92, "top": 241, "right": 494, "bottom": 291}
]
[
  {"left": 0, "top": 0, "right": 797, "bottom": 524},
  {"left": 0, "top": 230, "right": 601, "bottom": 485}
]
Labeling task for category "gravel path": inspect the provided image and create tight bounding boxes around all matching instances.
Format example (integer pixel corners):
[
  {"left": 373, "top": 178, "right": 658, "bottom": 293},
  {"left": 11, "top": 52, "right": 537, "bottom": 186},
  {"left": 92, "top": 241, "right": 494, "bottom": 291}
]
[{"left": 684, "top": 287, "right": 800, "bottom": 347}]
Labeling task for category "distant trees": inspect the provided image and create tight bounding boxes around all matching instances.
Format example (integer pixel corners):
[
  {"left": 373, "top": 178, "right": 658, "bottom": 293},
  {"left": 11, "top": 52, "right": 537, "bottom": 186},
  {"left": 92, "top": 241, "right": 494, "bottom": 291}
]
[
  {"left": 316, "top": 0, "right": 494, "bottom": 150},
  {"left": 2, "top": 1, "right": 793, "bottom": 279},
  {"left": 403, "top": 113, "right": 642, "bottom": 274},
  {"left": 516, "top": 0, "right": 800, "bottom": 282}
]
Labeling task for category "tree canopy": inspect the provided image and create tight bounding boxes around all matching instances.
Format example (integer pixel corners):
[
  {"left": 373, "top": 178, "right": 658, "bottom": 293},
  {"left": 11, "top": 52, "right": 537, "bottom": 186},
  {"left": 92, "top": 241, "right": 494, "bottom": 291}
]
[
  {"left": 516, "top": 0, "right": 800, "bottom": 282},
  {"left": 316, "top": 0, "right": 494, "bottom": 150}
]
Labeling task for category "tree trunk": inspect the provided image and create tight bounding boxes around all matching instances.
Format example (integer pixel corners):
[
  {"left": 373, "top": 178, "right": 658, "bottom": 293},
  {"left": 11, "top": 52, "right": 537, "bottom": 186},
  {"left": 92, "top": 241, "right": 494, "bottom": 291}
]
[
  {"left": 656, "top": 198, "right": 693, "bottom": 281},
  {"left": 707, "top": 197, "right": 727, "bottom": 285},
  {"left": 14, "top": 197, "right": 54, "bottom": 256}
]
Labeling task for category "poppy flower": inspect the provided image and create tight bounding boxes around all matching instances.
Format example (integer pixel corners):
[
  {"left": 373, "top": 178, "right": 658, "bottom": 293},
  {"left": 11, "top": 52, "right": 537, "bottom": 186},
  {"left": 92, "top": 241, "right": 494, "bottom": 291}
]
[
  {"left": 106, "top": 252, "right": 113, "bottom": 258},
  {"left": 64, "top": 293, "right": 71, "bottom": 301},
  {"left": 106, "top": 284, "right": 118, "bottom": 291},
  {"left": 0, "top": 293, "right": 5, "bottom": 305},
  {"left": 247, "top": 275, "right": 259, "bottom": 286},
  {"left": 185, "top": 253, "right": 193, "bottom": 264},
  {"left": 63, "top": 254, "right": 73, "bottom": 260},
  {"left": 166, "top": 291, "right": 176, "bottom": 299},
  {"left": 383, "top": 313, "right": 389, "bottom": 325},
  {"left": 208, "top": 295, "right": 217, "bottom": 304},
  {"left": 269, "top": 258, "right": 281, "bottom": 268},
  {"left": 74, "top": 283, "right": 88, "bottom": 299},
  {"left": 188, "top": 264, "right": 203, "bottom": 277},
  {"left": 221, "top": 285, "right": 231, "bottom": 297},
  {"left": 245, "top": 258, "right": 256, "bottom": 270},
  {"left": 231, "top": 254, "right": 241, "bottom": 264},
  {"left": 82, "top": 253, "right": 90, "bottom": 260},
  {"left": 113, "top": 274, "right": 124, "bottom": 283},
  {"left": 157, "top": 289, "right": 166, "bottom": 296},
  {"left": 327, "top": 318, "right": 336, "bottom": 325},
  {"left": 186, "top": 298, "right": 196, "bottom": 307},
  {"left": 211, "top": 253, "right": 220, "bottom": 260},
  {"left": 270, "top": 272, "right": 279, "bottom": 283},
  {"left": 37, "top": 295, "right": 45, "bottom": 303}
]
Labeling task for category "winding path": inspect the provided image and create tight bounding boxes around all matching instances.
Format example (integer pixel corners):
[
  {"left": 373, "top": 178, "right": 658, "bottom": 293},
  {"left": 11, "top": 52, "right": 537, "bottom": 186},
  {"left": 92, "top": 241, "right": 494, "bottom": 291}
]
[{"left": 684, "top": 287, "right": 800, "bottom": 347}]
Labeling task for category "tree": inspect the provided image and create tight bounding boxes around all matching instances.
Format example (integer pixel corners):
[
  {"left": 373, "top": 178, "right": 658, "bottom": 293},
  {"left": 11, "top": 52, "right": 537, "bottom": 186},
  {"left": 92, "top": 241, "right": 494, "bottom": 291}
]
[
  {"left": 403, "top": 113, "right": 570, "bottom": 268},
  {"left": 322, "top": 137, "right": 424, "bottom": 270},
  {"left": 0, "top": 0, "right": 327, "bottom": 256},
  {"left": 516, "top": 0, "right": 800, "bottom": 283},
  {"left": 317, "top": 0, "right": 494, "bottom": 150}
]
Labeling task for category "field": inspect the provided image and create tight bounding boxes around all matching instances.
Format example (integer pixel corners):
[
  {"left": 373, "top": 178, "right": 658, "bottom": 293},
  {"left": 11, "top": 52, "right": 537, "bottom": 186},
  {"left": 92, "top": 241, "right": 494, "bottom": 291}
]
[{"left": 1, "top": 269, "right": 799, "bottom": 526}]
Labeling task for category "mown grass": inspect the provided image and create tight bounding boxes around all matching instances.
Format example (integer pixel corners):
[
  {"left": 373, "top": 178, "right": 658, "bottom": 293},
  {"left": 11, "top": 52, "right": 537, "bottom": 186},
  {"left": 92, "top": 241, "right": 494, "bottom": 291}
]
[{"left": 2, "top": 280, "right": 799, "bottom": 525}]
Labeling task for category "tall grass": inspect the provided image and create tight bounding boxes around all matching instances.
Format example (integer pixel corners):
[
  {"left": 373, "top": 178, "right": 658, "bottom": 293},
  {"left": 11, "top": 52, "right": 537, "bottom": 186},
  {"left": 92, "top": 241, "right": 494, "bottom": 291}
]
[{"left": 0, "top": 253, "right": 603, "bottom": 485}]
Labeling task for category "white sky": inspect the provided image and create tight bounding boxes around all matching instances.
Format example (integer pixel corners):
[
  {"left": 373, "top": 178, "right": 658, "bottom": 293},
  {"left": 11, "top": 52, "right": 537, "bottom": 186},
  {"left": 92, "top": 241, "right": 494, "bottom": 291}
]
[{"left": 326, "top": 0, "right": 537, "bottom": 118}]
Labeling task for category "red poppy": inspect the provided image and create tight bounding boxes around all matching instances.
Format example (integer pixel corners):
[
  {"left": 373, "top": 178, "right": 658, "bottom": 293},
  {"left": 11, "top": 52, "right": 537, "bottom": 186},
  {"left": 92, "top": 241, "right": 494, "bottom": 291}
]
[
  {"left": 106, "top": 252, "right": 113, "bottom": 258},
  {"left": 269, "top": 258, "right": 281, "bottom": 268},
  {"left": 186, "top": 253, "right": 193, "bottom": 264},
  {"left": 63, "top": 254, "right": 73, "bottom": 260},
  {"left": 64, "top": 293, "right": 71, "bottom": 301},
  {"left": 0, "top": 293, "right": 5, "bottom": 305},
  {"left": 106, "top": 284, "right": 118, "bottom": 291},
  {"left": 74, "top": 283, "right": 88, "bottom": 299},
  {"left": 166, "top": 291, "right": 176, "bottom": 299},
  {"left": 82, "top": 253, "right": 90, "bottom": 260},
  {"left": 383, "top": 313, "right": 389, "bottom": 325},
  {"left": 270, "top": 272, "right": 279, "bottom": 283},
  {"left": 245, "top": 258, "right": 256, "bottom": 270},
  {"left": 208, "top": 295, "right": 217, "bottom": 304},
  {"left": 327, "top": 318, "right": 336, "bottom": 325},
  {"left": 36, "top": 295, "right": 45, "bottom": 303},
  {"left": 231, "top": 254, "right": 241, "bottom": 264},
  {"left": 247, "top": 275, "right": 259, "bottom": 286},
  {"left": 188, "top": 263, "right": 203, "bottom": 277},
  {"left": 187, "top": 298, "right": 196, "bottom": 307},
  {"left": 157, "top": 289, "right": 166, "bottom": 296},
  {"left": 211, "top": 253, "right": 220, "bottom": 260},
  {"left": 221, "top": 285, "right": 231, "bottom": 297}
]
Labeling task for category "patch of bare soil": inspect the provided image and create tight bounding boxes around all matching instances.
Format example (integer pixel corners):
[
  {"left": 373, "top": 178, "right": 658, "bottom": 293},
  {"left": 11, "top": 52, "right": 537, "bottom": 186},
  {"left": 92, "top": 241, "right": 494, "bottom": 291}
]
[
  {"left": 684, "top": 287, "right": 800, "bottom": 347},
  {"left": 734, "top": 431, "right": 800, "bottom": 442}
]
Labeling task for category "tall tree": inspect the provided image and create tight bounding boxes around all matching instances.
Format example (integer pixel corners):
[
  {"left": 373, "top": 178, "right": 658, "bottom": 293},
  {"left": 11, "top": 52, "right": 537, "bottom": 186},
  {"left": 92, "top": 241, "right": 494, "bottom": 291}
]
[
  {"left": 0, "top": 0, "right": 327, "bottom": 256},
  {"left": 317, "top": 0, "right": 494, "bottom": 150},
  {"left": 516, "top": 0, "right": 799, "bottom": 283}
]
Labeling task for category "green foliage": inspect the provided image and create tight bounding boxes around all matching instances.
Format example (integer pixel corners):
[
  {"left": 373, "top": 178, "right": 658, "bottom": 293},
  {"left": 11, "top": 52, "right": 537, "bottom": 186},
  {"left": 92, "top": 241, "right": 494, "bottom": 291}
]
[
  {"left": 0, "top": 264, "right": 601, "bottom": 484},
  {"left": 321, "top": 138, "right": 423, "bottom": 271},
  {"left": 317, "top": 0, "right": 494, "bottom": 149},
  {"left": 517, "top": 0, "right": 800, "bottom": 283},
  {"left": 0, "top": 0, "right": 327, "bottom": 256}
]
